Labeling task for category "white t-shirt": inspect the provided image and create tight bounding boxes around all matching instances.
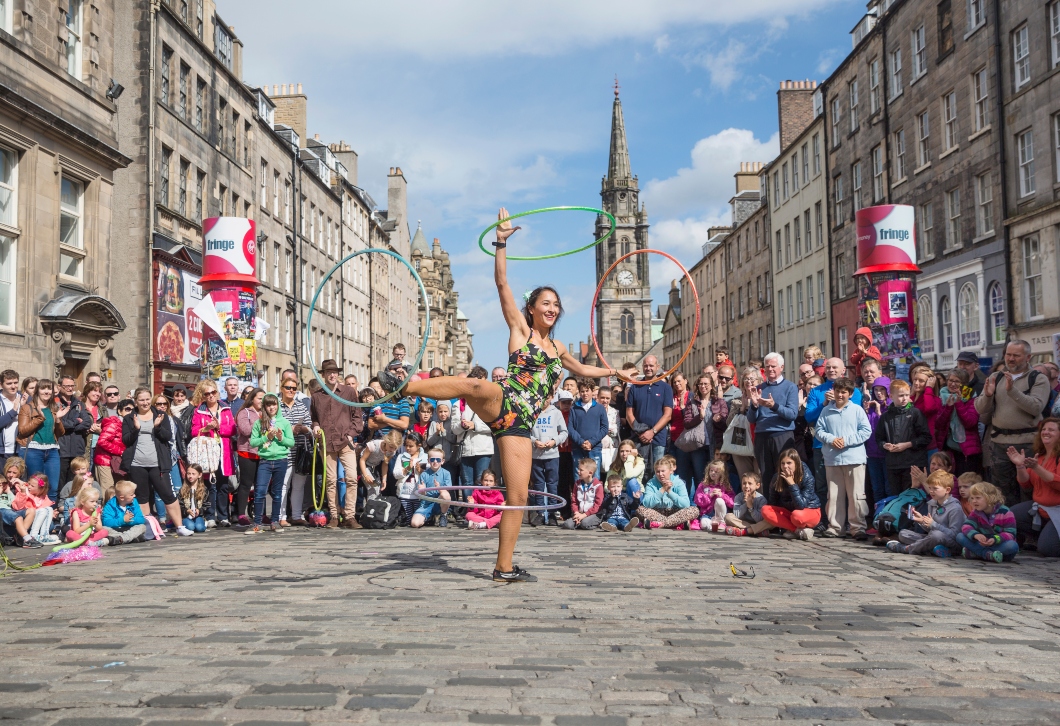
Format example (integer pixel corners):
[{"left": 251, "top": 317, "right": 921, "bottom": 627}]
[{"left": 392, "top": 448, "right": 428, "bottom": 499}]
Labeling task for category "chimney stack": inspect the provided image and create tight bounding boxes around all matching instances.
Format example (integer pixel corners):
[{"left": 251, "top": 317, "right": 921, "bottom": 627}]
[
  {"left": 777, "top": 79, "right": 818, "bottom": 150},
  {"left": 734, "top": 161, "right": 764, "bottom": 194}
]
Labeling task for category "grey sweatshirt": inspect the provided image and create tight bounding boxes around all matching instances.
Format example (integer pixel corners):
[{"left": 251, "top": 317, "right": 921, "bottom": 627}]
[
  {"left": 925, "top": 496, "right": 966, "bottom": 546},
  {"left": 531, "top": 405, "right": 568, "bottom": 461},
  {"left": 733, "top": 491, "right": 766, "bottom": 523}
]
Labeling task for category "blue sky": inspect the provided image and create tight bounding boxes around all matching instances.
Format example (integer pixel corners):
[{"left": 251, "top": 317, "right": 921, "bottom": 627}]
[{"left": 226, "top": 0, "right": 863, "bottom": 367}]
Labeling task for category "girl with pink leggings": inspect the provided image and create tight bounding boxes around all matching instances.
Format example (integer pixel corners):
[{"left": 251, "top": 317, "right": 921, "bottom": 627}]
[
  {"left": 761, "top": 448, "right": 822, "bottom": 540},
  {"left": 466, "top": 471, "right": 505, "bottom": 530}
]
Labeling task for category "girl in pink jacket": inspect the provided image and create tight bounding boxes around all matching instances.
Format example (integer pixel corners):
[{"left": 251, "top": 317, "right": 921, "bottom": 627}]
[
  {"left": 467, "top": 470, "right": 505, "bottom": 530},
  {"left": 694, "top": 460, "right": 736, "bottom": 532}
]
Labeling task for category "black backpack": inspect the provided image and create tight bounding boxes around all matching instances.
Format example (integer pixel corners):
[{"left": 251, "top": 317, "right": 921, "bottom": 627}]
[{"left": 359, "top": 496, "right": 401, "bottom": 529}]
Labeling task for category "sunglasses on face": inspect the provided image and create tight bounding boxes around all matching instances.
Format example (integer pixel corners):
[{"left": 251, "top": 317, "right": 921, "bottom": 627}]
[
  {"left": 206, "top": 391, "right": 218, "bottom": 396},
  {"left": 106, "top": 391, "right": 119, "bottom": 396},
  {"left": 282, "top": 385, "right": 297, "bottom": 391},
  {"left": 718, "top": 376, "right": 733, "bottom": 382},
  {"left": 428, "top": 457, "right": 443, "bottom": 463}
]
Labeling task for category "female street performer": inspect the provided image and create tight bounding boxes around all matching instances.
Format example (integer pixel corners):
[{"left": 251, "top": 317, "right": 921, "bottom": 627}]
[{"left": 379, "top": 208, "right": 630, "bottom": 582}]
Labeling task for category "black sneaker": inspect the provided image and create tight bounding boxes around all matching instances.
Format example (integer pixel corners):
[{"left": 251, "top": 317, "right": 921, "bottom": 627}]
[
  {"left": 528, "top": 513, "right": 543, "bottom": 527},
  {"left": 377, "top": 369, "right": 406, "bottom": 394},
  {"left": 438, "top": 513, "right": 448, "bottom": 528},
  {"left": 853, "top": 531, "right": 869, "bottom": 542},
  {"left": 492, "top": 565, "right": 537, "bottom": 583}
]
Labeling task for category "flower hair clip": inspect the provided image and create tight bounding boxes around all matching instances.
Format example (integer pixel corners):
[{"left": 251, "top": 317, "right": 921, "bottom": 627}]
[{"left": 522, "top": 290, "right": 532, "bottom": 304}]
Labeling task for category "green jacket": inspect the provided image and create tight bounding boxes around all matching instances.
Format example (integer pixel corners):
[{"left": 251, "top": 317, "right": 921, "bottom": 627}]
[{"left": 250, "top": 414, "right": 295, "bottom": 461}]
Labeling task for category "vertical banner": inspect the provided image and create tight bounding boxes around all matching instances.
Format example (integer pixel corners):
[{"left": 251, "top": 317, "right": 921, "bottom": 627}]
[
  {"left": 155, "top": 262, "right": 204, "bottom": 366},
  {"left": 199, "top": 217, "right": 259, "bottom": 387},
  {"left": 855, "top": 204, "right": 921, "bottom": 378}
]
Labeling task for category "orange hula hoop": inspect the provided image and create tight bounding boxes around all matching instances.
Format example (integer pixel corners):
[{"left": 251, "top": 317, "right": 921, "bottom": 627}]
[{"left": 590, "top": 248, "right": 701, "bottom": 386}]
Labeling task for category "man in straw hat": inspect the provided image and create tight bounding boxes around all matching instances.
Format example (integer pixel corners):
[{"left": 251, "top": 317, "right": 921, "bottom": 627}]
[{"left": 310, "top": 360, "right": 363, "bottom": 528}]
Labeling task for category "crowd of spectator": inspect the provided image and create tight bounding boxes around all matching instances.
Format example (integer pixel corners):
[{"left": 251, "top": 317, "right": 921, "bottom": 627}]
[{"left": 2, "top": 336, "right": 1058, "bottom": 565}]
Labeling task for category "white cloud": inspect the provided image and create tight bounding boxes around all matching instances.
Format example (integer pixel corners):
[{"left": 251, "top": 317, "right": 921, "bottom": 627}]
[
  {"left": 699, "top": 39, "right": 747, "bottom": 91},
  {"left": 223, "top": 0, "right": 846, "bottom": 64}
]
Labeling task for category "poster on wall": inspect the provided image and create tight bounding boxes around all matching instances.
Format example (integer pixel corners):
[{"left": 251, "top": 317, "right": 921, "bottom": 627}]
[
  {"left": 858, "top": 273, "right": 919, "bottom": 371},
  {"left": 155, "top": 262, "right": 204, "bottom": 366},
  {"left": 199, "top": 286, "right": 258, "bottom": 387}
]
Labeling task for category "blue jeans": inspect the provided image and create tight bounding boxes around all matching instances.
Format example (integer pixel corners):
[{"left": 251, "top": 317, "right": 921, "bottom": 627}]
[
  {"left": 606, "top": 512, "right": 631, "bottom": 529},
  {"left": 573, "top": 449, "right": 602, "bottom": 479},
  {"left": 337, "top": 461, "right": 347, "bottom": 510},
  {"left": 687, "top": 447, "right": 711, "bottom": 489},
  {"left": 648, "top": 444, "right": 666, "bottom": 472},
  {"left": 182, "top": 516, "right": 206, "bottom": 532},
  {"left": 530, "top": 458, "right": 559, "bottom": 523},
  {"left": 866, "top": 457, "right": 887, "bottom": 505},
  {"left": 956, "top": 532, "right": 1018, "bottom": 561},
  {"left": 24, "top": 448, "right": 61, "bottom": 501},
  {"left": 671, "top": 445, "right": 694, "bottom": 486},
  {"left": 254, "top": 459, "right": 289, "bottom": 525},
  {"left": 460, "top": 454, "right": 491, "bottom": 495}
]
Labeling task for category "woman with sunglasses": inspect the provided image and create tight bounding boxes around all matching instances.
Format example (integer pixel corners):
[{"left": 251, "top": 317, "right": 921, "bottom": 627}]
[
  {"left": 278, "top": 377, "right": 312, "bottom": 526},
  {"left": 151, "top": 393, "right": 186, "bottom": 523},
  {"left": 122, "top": 387, "right": 193, "bottom": 536},
  {"left": 190, "top": 379, "right": 236, "bottom": 527},
  {"left": 17, "top": 379, "right": 68, "bottom": 501}
]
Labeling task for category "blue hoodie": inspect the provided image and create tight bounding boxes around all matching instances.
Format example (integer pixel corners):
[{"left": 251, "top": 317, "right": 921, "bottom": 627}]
[
  {"left": 102, "top": 497, "right": 146, "bottom": 530},
  {"left": 814, "top": 398, "right": 872, "bottom": 466},
  {"left": 641, "top": 473, "right": 691, "bottom": 509}
]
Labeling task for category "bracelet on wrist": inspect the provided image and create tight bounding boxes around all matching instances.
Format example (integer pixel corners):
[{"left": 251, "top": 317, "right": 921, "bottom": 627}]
[{"left": 492, "top": 241, "right": 506, "bottom": 248}]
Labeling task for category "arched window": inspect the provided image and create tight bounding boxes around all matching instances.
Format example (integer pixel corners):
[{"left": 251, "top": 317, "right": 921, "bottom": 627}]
[
  {"left": 621, "top": 236, "right": 631, "bottom": 256},
  {"left": 958, "top": 282, "right": 980, "bottom": 348},
  {"left": 620, "top": 310, "right": 635, "bottom": 346},
  {"left": 918, "top": 295, "right": 934, "bottom": 353},
  {"left": 940, "top": 296, "right": 953, "bottom": 351},
  {"left": 989, "top": 282, "right": 1006, "bottom": 345}
]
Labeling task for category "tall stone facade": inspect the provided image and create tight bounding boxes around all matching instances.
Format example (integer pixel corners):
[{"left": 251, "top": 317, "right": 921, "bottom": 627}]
[
  {"left": 409, "top": 228, "right": 474, "bottom": 376},
  {"left": 822, "top": 0, "right": 1007, "bottom": 369},
  {"left": 0, "top": 0, "right": 131, "bottom": 381},
  {"left": 766, "top": 83, "right": 832, "bottom": 367},
  {"left": 722, "top": 168, "right": 772, "bottom": 367},
  {"left": 592, "top": 87, "right": 652, "bottom": 370}
]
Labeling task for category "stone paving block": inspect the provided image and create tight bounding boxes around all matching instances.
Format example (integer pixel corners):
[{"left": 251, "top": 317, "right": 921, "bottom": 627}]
[
  {"left": 144, "top": 721, "right": 227, "bottom": 726},
  {"left": 0, "top": 683, "right": 45, "bottom": 692},
  {"left": 446, "top": 677, "right": 528, "bottom": 687},
  {"left": 866, "top": 706, "right": 954, "bottom": 721},
  {"left": 252, "top": 684, "right": 344, "bottom": 694},
  {"left": 145, "top": 693, "right": 233, "bottom": 707},
  {"left": 0, "top": 708, "right": 43, "bottom": 720},
  {"left": 467, "top": 715, "right": 541, "bottom": 725},
  {"left": 782, "top": 705, "right": 865, "bottom": 719},
  {"left": 553, "top": 717, "right": 628, "bottom": 726},
  {"left": 349, "top": 685, "right": 428, "bottom": 696},
  {"left": 345, "top": 695, "right": 422, "bottom": 710},
  {"left": 52, "top": 720, "right": 143, "bottom": 726},
  {"left": 234, "top": 694, "right": 337, "bottom": 709}
]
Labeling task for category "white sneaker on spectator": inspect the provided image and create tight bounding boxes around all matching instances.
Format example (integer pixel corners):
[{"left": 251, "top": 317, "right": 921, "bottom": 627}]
[
  {"left": 797, "top": 528, "right": 814, "bottom": 541},
  {"left": 205, "top": 520, "right": 216, "bottom": 529},
  {"left": 176, "top": 526, "right": 194, "bottom": 537},
  {"left": 38, "top": 534, "right": 60, "bottom": 545}
]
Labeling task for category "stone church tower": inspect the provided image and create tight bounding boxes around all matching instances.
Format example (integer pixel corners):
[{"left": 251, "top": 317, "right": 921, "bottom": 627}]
[{"left": 594, "top": 84, "right": 651, "bottom": 369}]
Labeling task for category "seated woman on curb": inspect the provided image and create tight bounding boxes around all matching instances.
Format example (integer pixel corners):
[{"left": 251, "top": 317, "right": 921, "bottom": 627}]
[
  {"left": 1007, "top": 417, "right": 1060, "bottom": 558},
  {"left": 636, "top": 455, "right": 699, "bottom": 530},
  {"left": 760, "top": 448, "right": 820, "bottom": 540}
]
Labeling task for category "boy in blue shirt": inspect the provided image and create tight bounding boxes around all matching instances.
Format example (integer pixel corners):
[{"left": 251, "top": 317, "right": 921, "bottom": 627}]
[
  {"left": 814, "top": 378, "right": 872, "bottom": 540},
  {"left": 411, "top": 447, "right": 451, "bottom": 528},
  {"left": 100, "top": 480, "right": 149, "bottom": 544}
]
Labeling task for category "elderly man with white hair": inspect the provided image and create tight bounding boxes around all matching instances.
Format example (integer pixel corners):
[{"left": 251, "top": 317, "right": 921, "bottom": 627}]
[{"left": 747, "top": 352, "right": 799, "bottom": 499}]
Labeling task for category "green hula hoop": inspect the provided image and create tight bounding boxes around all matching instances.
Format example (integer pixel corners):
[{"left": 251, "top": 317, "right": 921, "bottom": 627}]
[
  {"left": 52, "top": 528, "right": 92, "bottom": 551},
  {"left": 477, "top": 206, "right": 617, "bottom": 261},
  {"left": 307, "top": 248, "right": 430, "bottom": 409}
]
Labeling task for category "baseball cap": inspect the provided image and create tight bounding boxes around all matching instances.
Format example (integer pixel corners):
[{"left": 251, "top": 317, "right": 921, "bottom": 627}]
[
  {"left": 557, "top": 390, "right": 574, "bottom": 402},
  {"left": 956, "top": 351, "right": 979, "bottom": 365}
]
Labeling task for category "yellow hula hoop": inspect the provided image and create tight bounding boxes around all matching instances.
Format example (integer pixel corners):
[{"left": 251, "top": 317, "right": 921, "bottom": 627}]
[{"left": 311, "top": 429, "right": 327, "bottom": 512}]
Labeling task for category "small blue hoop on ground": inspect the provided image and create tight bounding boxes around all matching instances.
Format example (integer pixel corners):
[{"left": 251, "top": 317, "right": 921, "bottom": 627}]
[
  {"left": 416, "top": 486, "right": 566, "bottom": 512},
  {"left": 307, "top": 248, "right": 430, "bottom": 408}
]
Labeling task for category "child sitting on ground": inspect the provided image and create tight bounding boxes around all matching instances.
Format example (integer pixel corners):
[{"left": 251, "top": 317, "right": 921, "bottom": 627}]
[
  {"left": 1, "top": 458, "right": 38, "bottom": 547},
  {"left": 563, "top": 457, "right": 604, "bottom": 530},
  {"left": 694, "top": 460, "right": 735, "bottom": 532},
  {"left": 466, "top": 470, "right": 504, "bottom": 530},
  {"left": 57, "top": 456, "right": 95, "bottom": 525},
  {"left": 609, "top": 439, "right": 645, "bottom": 498},
  {"left": 598, "top": 474, "right": 640, "bottom": 532},
  {"left": 411, "top": 447, "right": 451, "bottom": 528},
  {"left": 179, "top": 464, "right": 208, "bottom": 533},
  {"left": 66, "top": 487, "right": 111, "bottom": 546},
  {"left": 359, "top": 430, "right": 402, "bottom": 500},
  {"left": 13, "top": 474, "right": 57, "bottom": 546},
  {"left": 637, "top": 455, "right": 698, "bottom": 530},
  {"left": 724, "top": 471, "right": 768, "bottom": 536},
  {"left": 956, "top": 472, "right": 981, "bottom": 515},
  {"left": 101, "top": 480, "right": 149, "bottom": 544},
  {"left": 887, "top": 470, "right": 965, "bottom": 557},
  {"left": 911, "top": 451, "right": 959, "bottom": 498},
  {"left": 956, "top": 481, "right": 1018, "bottom": 563},
  {"left": 392, "top": 431, "right": 428, "bottom": 524}
]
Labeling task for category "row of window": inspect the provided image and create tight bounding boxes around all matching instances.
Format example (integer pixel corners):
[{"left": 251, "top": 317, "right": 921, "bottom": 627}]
[
  {"left": 725, "top": 326, "right": 775, "bottom": 368},
  {"left": 160, "top": 44, "right": 248, "bottom": 163},
  {"left": 776, "top": 271, "right": 827, "bottom": 331},
  {"left": 916, "top": 281, "right": 1006, "bottom": 354},
  {"left": 706, "top": 272, "right": 774, "bottom": 332},
  {"left": 1013, "top": 3, "right": 1060, "bottom": 92},
  {"left": 774, "top": 203, "right": 824, "bottom": 270},
  {"left": 913, "top": 173, "right": 993, "bottom": 260},
  {"left": 771, "top": 133, "right": 823, "bottom": 209}
]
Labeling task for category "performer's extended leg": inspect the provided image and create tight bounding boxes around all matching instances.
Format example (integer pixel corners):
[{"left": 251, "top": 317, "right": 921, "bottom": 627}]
[
  {"left": 400, "top": 377, "right": 504, "bottom": 423},
  {"left": 496, "top": 436, "right": 532, "bottom": 573}
]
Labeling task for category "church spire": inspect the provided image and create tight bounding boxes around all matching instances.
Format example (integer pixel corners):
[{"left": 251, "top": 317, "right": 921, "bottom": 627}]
[{"left": 608, "top": 79, "right": 632, "bottom": 182}]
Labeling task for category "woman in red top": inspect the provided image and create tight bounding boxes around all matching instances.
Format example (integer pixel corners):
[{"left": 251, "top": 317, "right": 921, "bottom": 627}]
[
  {"left": 910, "top": 363, "right": 941, "bottom": 456},
  {"left": 1007, "top": 418, "right": 1060, "bottom": 557}
]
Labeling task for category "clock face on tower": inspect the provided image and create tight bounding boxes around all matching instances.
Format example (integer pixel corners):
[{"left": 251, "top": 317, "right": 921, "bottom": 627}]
[{"left": 616, "top": 270, "right": 635, "bottom": 287}]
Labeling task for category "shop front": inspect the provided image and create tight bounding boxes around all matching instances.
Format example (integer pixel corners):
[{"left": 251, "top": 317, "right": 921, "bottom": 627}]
[{"left": 151, "top": 244, "right": 206, "bottom": 395}]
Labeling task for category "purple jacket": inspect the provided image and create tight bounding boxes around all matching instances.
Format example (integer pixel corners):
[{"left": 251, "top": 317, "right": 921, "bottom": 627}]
[{"left": 864, "top": 376, "right": 890, "bottom": 459}]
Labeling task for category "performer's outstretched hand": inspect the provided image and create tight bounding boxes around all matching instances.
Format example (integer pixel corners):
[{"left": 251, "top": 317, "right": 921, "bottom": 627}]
[{"left": 495, "top": 207, "right": 521, "bottom": 245}]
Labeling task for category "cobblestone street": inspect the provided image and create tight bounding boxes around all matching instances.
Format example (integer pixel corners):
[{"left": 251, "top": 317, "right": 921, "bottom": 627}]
[{"left": 1, "top": 526, "right": 1059, "bottom": 725}]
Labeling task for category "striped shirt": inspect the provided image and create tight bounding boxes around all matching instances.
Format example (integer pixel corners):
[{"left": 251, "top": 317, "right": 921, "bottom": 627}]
[
  {"left": 375, "top": 396, "right": 411, "bottom": 439},
  {"left": 279, "top": 398, "right": 312, "bottom": 462}
]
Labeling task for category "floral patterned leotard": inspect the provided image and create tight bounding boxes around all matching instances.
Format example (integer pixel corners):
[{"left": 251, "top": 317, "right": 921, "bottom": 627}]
[{"left": 488, "top": 336, "right": 563, "bottom": 439}]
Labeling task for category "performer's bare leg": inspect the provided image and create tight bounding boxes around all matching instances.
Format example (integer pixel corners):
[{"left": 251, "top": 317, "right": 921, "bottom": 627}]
[
  {"left": 400, "top": 377, "right": 503, "bottom": 423},
  {"left": 496, "top": 436, "right": 532, "bottom": 572}
]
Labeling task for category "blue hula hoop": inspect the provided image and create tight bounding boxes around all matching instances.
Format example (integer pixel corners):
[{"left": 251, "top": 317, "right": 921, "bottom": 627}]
[{"left": 307, "top": 248, "right": 430, "bottom": 409}]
